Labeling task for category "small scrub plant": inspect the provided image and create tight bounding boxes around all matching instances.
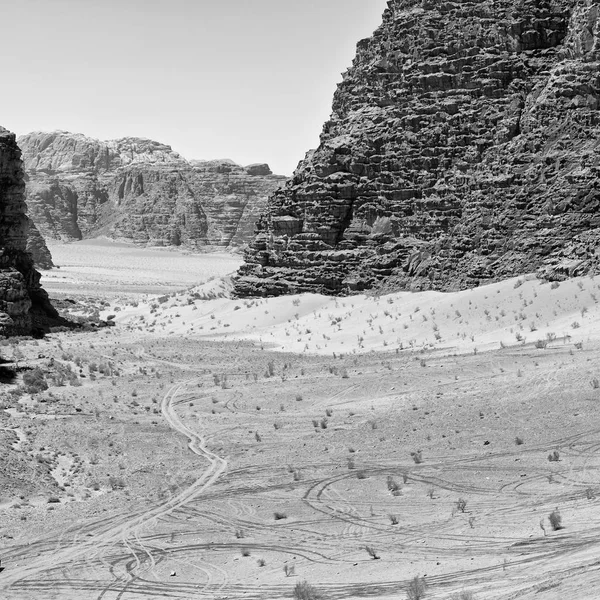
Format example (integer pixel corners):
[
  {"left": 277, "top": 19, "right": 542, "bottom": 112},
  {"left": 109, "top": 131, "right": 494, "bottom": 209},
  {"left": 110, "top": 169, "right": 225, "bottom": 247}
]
[
  {"left": 515, "top": 436, "right": 524, "bottom": 445},
  {"left": 591, "top": 378, "right": 600, "bottom": 390},
  {"left": 548, "top": 450, "right": 560, "bottom": 462},
  {"left": 549, "top": 509, "right": 563, "bottom": 531},
  {"left": 274, "top": 511, "right": 288, "bottom": 520},
  {"left": 241, "top": 547, "right": 250, "bottom": 557},
  {"left": 257, "top": 558, "right": 266, "bottom": 567},
  {"left": 387, "top": 476, "right": 401, "bottom": 495},
  {"left": 411, "top": 450, "right": 423, "bottom": 464},
  {"left": 407, "top": 575, "right": 428, "bottom": 600},
  {"left": 284, "top": 564, "right": 296, "bottom": 577},
  {"left": 293, "top": 580, "right": 321, "bottom": 600},
  {"left": 389, "top": 514, "right": 399, "bottom": 525},
  {"left": 456, "top": 498, "right": 467, "bottom": 513},
  {"left": 364, "top": 545, "right": 380, "bottom": 560}
]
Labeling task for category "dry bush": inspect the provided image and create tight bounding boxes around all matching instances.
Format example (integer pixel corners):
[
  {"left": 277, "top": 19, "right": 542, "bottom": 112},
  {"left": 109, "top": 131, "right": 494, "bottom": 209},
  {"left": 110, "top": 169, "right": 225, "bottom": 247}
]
[
  {"left": 411, "top": 450, "right": 423, "bottom": 464},
  {"left": 407, "top": 575, "right": 427, "bottom": 600},
  {"left": 365, "top": 545, "right": 380, "bottom": 560},
  {"left": 284, "top": 564, "right": 296, "bottom": 577},
  {"left": 456, "top": 498, "right": 467, "bottom": 513},
  {"left": 293, "top": 580, "right": 321, "bottom": 600},
  {"left": 549, "top": 509, "right": 563, "bottom": 531}
]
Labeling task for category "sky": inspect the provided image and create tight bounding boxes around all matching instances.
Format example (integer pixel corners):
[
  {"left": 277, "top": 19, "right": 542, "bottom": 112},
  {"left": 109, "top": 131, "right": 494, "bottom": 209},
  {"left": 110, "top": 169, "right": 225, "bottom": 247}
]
[{"left": 4, "top": 0, "right": 388, "bottom": 175}]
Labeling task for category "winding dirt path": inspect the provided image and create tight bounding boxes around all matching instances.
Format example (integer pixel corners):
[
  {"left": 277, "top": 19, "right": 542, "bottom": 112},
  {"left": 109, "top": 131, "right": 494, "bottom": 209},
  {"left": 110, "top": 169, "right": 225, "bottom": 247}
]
[{"left": 1, "top": 383, "right": 227, "bottom": 598}]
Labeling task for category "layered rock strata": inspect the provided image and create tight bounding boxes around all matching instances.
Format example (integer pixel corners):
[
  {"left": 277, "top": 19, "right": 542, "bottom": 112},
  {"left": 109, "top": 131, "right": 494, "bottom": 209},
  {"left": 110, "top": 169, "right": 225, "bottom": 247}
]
[
  {"left": 20, "top": 132, "right": 286, "bottom": 249},
  {"left": 0, "top": 128, "right": 57, "bottom": 336},
  {"left": 235, "top": 0, "right": 600, "bottom": 296}
]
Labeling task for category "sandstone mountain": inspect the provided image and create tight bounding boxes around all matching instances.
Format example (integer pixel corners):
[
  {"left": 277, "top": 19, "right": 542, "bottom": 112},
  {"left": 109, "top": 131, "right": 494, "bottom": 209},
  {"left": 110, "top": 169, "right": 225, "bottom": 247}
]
[
  {"left": 20, "top": 132, "right": 286, "bottom": 249},
  {"left": 0, "top": 127, "right": 57, "bottom": 336},
  {"left": 235, "top": 0, "right": 600, "bottom": 296}
]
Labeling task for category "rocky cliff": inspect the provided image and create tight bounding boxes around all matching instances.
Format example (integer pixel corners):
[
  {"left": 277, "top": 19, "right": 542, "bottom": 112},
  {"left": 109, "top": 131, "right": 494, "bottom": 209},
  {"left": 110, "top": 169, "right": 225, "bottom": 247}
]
[
  {"left": 235, "top": 0, "right": 600, "bottom": 296},
  {"left": 0, "top": 127, "right": 57, "bottom": 336},
  {"left": 19, "top": 132, "right": 286, "bottom": 249}
]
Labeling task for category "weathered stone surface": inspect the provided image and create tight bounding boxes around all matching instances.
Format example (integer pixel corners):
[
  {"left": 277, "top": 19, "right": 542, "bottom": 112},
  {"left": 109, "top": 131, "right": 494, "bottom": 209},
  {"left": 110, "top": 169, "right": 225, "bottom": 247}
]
[
  {"left": 20, "top": 132, "right": 286, "bottom": 249},
  {"left": 0, "top": 127, "right": 57, "bottom": 336},
  {"left": 26, "top": 218, "right": 54, "bottom": 269},
  {"left": 235, "top": 0, "right": 600, "bottom": 296}
]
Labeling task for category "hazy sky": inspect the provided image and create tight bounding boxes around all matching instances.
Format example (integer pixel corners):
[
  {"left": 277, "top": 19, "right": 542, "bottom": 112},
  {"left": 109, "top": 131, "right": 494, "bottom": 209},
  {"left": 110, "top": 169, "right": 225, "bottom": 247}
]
[{"left": 4, "top": 0, "right": 387, "bottom": 175}]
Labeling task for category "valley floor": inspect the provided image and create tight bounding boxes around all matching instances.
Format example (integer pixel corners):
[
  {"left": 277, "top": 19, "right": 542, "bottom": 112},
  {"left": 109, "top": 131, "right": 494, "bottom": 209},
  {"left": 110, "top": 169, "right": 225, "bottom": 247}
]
[{"left": 1, "top": 243, "right": 600, "bottom": 599}]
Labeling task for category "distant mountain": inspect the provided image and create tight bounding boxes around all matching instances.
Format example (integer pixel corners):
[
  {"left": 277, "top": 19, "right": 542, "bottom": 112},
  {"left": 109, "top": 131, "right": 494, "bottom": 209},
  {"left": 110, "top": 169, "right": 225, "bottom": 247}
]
[{"left": 20, "top": 131, "right": 287, "bottom": 250}]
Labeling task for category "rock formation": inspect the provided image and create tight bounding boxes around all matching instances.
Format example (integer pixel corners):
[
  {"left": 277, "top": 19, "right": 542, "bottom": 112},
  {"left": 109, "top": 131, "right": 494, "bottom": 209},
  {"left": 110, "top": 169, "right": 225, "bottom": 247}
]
[
  {"left": 26, "top": 219, "right": 54, "bottom": 269},
  {"left": 235, "top": 0, "right": 600, "bottom": 296},
  {"left": 0, "top": 127, "right": 57, "bottom": 336},
  {"left": 20, "top": 132, "right": 286, "bottom": 249}
]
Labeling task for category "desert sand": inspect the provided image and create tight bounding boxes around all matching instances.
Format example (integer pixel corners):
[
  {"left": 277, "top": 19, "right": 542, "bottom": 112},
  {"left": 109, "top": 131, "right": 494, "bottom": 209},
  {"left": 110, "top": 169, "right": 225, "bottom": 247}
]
[{"left": 1, "top": 241, "right": 600, "bottom": 600}]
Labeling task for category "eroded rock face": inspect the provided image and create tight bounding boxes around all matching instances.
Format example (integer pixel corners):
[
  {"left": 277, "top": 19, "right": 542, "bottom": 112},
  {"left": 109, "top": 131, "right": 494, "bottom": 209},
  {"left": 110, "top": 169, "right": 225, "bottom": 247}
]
[
  {"left": 26, "top": 219, "right": 54, "bottom": 270},
  {"left": 20, "top": 132, "right": 286, "bottom": 249},
  {"left": 236, "top": 0, "right": 600, "bottom": 296},
  {"left": 0, "top": 128, "right": 56, "bottom": 336}
]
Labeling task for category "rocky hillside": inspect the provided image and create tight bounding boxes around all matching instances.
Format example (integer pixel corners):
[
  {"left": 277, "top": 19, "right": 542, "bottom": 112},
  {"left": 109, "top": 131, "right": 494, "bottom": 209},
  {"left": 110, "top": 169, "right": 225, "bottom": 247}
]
[
  {"left": 20, "top": 132, "right": 286, "bottom": 249},
  {"left": 235, "top": 0, "right": 600, "bottom": 296},
  {"left": 0, "top": 127, "right": 57, "bottom": 336}
]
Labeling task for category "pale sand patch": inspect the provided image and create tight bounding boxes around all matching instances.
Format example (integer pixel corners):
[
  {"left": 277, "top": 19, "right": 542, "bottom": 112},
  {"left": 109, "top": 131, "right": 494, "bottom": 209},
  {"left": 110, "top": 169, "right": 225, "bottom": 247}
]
[
  {"left": 42, "top": 238, "right": 242, "bottom": 299},
  {"left": 110, "top": 274, "right": 600, "bottom": 356}
]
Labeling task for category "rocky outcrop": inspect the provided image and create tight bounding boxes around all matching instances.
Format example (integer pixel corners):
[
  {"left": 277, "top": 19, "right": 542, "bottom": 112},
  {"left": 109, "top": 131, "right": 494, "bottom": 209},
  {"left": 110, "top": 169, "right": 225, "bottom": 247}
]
[
  {"left": 26, "top": 219, "right": 54, "bottom": 270},
  {"left": 0, "top": 127, "right": 57, "bottom": 336},
  {"left": 235, "top": 0, "right": 600, "bottom": 296},
  {"left": 20, "top": 132, "right": 286, "bottom": 249}
]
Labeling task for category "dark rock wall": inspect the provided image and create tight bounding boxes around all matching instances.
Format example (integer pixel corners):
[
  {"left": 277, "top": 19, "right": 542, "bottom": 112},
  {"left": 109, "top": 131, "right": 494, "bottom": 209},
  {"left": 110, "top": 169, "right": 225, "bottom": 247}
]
[
  {"left": 20, "top": 132, "right": 287, "bottom": 250},
  {"left": 236, "top": 0, "right": 600, "bottom": 296},
  {"left": 0, "top": 128, "right": 56, "bottom": 336}
]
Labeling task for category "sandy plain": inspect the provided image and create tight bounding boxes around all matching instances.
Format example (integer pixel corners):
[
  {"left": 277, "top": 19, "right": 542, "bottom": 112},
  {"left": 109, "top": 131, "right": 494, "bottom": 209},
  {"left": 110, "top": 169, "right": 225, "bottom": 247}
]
[{"left": 1, "top": 240, "right": 600, "bottom": 600}]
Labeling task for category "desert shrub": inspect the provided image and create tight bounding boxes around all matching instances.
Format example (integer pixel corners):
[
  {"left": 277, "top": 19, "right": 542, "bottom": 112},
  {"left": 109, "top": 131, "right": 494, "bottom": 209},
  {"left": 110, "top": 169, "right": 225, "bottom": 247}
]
[
  {"left": 293, "top": 580, "right": 321, "bottom": 600},
  {"left": 534, "top": 339, "right": 547, "bottom": 349},
  {"left": 591, "top": 378, "right": 600, "bottom": 390},
  {"left": 515, "top": 436, "right": 524, "bottom": 445},
  {"left": 274, "top": 511, "right": 287, "bottom": 520},
  {"left": 22, "top": 368, "right": 48, "bottom": 394},
  {"left": 549, "top": 509, "right": 563, "bottom": 530},
  {"left": 387, "top": 476, "right": 401, "bottom": 495},
  {"left": 241, "top": 548, "right": 250, "bottom": 556},
  {"left": 456, "top": 498, "right": 467, "bottom": 513},
  {"left": 257, "top": 558, "right": 266, "bottom": 567},
  {"left": 284, "top": 564, "right": 296, "bottom": 577},
  {"left": 407, "top": 575, "right": 428, "bottom": 600},
  {"left": 548, "top": 450, "right": 560, "bottom": 462},
  {"left": 365, "top": 545, "right": 380, "bottom": 559},
  {"left": 389, "top": 514, "right": 399, "bottom": 525},
  {"left": 411, "top": 450, "right": 423, "bottom": 464}
]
